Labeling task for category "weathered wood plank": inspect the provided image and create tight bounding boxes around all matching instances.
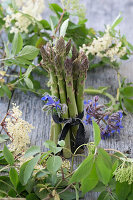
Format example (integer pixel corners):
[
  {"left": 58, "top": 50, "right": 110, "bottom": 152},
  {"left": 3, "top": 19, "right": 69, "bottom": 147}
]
[
  {"left": 0, "top": 97, "right": 10, "bottom": 132},
  {"left": 0, "top": 0, "right": 133, "bottom": 199}
]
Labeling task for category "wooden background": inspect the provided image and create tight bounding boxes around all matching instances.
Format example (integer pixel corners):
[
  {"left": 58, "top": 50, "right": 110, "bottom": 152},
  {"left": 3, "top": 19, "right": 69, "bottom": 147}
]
[{"left": 0, "top": 0, "right": 133, "bottom": 199}]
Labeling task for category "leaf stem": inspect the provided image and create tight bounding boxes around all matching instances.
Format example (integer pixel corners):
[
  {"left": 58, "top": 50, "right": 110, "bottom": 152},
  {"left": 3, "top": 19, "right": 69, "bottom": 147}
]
[
  {"left": 71, "top": 143, "right": 89, "bottom": 172},
  {"left": 55, "top": 9, "right": 66, "bottom": 35},
  {"left": 58, "top": 184, "right": 72, "bottom": 195},
  {"left": 0, "top": 57, "right": 14, "bottom": 62},
  {"left": 116, "top": 71, "right": 121, "bottom": 101}
]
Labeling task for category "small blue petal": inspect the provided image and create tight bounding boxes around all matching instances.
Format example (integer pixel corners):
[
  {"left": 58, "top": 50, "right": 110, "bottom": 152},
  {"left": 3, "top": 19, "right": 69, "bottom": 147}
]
[
  {"left": 104, "top": 115, "right": 109, "bottom": 120},
  {"left": 111, "top": 130, "right": 115, "bottom": 133},
  {"left": 84, "top": 100, "right": 92, "bottom": 105},
  {"left": 119, "top": 112, "right": 123, "bottom": 118}
]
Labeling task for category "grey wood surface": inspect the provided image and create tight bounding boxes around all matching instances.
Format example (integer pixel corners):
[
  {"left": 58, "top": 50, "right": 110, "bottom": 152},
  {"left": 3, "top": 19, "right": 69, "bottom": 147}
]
[{"left": 1, "top": 0, "right": 133, "bottom": 199}]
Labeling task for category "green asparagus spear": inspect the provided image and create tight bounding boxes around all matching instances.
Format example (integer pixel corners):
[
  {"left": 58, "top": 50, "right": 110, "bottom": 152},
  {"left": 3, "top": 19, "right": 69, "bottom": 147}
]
[
  {"left": 76, "top": 53, "right": 89, "bottom": 114},
  {"left": 40, "top": 45, "right": 61, "bottom": 145},
  {"left": 55, "top": 37, "right": 71, "bottom": 158},
  {"left": 64, "top": 58, "right": 78, "bottom": 139}
]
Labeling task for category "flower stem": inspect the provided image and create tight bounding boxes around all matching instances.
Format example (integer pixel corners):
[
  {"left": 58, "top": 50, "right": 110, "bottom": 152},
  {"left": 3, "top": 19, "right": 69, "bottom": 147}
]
[
  {"left": 116, "top": 71, "right": 121, "bottom": 101},
  {"left": 104, "top": 148, "right": 127, "bottom": 158},
  {"left": 84, "top": 88, "right": 116, "bottom": 105}
]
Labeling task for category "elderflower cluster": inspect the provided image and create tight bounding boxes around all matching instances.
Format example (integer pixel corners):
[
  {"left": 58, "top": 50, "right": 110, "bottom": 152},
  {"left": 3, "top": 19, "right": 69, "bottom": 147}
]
[
  {"left": 61, "top": 0, "right": 86, "bottom": 20},
  {"left": 62, "top": 160, "right": 70, "bottom": 169},
  {"left": 5, "top": 104, "right": 34, "bottom": 155},
  {"left": 113, "top": 160, "right": 133, "bottom": 184},
  {"left": 88, "top": 142, "right": 95, "bottom": 155},
  {"left": 3, "top": 0, "right": 45, "bottom": 34},
  {"left": 80, "top": 25, "right": 127, "bottom": 62},
  {"left": 0, "top": 70, "right": 6, "bottom": 83}
]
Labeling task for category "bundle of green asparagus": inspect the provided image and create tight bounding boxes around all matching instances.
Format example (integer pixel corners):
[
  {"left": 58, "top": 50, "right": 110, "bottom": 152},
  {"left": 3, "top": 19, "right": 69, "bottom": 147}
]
[{"left": 40, "top": 37, "right": 89, "bottom": 158}]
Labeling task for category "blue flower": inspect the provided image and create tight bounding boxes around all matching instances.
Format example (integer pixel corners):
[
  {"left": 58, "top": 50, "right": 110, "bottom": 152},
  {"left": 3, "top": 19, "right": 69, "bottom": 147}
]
[
  {"left": 41, "top": 94, "right": 61, "bottom": 111},
  {"left": 84, "top": 96, "right": 124, "bottom": 140},
  {"left": 84, "top": 100, "right": 92, "bottom": 105},
  {"left": 84, "top": 113, "right": 92, "bottom": 125},
  {"left": 118, "top": 111, "right": 123, "bottom": 119},
  {"left": 104, "top": 115, "right": 109, "bottom": 120}
]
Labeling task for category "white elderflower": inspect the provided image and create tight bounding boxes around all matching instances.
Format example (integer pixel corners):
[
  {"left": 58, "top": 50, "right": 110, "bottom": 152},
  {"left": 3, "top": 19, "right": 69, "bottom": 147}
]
[
  {"left": 4, "top": 0, "right": 45, "bottom": 34},
  {"left": 61, "top": 0, "right": 86, "bottom": 20},
  {"left": 80, "top": 25, "right": 127, "bottom": 62},
  {"left": 5, "top": 104, "right": 34, "bottom": 155}
]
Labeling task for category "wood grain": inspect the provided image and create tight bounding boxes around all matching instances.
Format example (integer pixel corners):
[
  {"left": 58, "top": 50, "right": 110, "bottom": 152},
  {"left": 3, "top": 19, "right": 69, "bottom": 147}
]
[{"left": 0, "top": 0, "right": 133, "bottom": 199}]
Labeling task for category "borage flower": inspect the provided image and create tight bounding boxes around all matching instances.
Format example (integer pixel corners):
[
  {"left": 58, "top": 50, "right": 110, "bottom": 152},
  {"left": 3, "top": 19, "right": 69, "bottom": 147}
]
[
  {"left": 41, "top": 94, "right": 67, "bottom": 116},
  {"left": 84, "top": 96, "right": 123, "bottom": 139}
]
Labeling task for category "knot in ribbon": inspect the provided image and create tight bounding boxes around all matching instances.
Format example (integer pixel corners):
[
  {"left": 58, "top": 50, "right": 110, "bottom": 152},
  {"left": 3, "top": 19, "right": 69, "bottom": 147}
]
[{"left": 52, "top": 111, "right": 86, "bottom": 151}]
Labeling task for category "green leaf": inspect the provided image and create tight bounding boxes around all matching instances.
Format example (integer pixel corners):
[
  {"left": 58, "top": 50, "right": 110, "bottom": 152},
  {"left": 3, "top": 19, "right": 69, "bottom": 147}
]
[
  {"left": 97, "top": 191, "right": 111, "bottom": 200},
  {"left": 111, "top": 14, "right": 123, "bottom": 29},
  {"left": 17, "top": 45, "right": 39, "bottom": 60},
  {"left": 81, "top": 163, "right": 98, "bottom": 194},
  {"left": 4, "top": 42, "right": 10, "bottom": 57},
  {"left": 16, "top": 57, "right": 32, "bottom": 65},
  {"left": 0, "top": 87, "right": 4, "bottom": 97},
  {"left": 24, "top": 146, "right": 41, "bottom": 158},
  {"left": 116, "top": 182, "right": 131, "bottom": 200},
  {"left": 2, "top": 85, "right": 12, "bottom": 99},
  {"left": 36, "top": 37, "right": 46, "bottom": 48},
  {"left": 59, "top": 190, "right": 77, "bottom": 200},
  {"left": 46, "top": 156, "right": 62, "bottom": 174},
  {"left": 24, "top": 65, "right": 33, "bottom": 77},
  {"left": 58, "top": 140, "right": 65, "bottom": 147},
  {"left": 36, "top": 169, "right": 50, "bottom": 178},
  {"left": 26, "top": 193, "right": 39, "bottom": 200},
  {"left": 19, "top": 161, "right": 30, "bottom": 185},
  {"left": 123, "top": 98, "right": 133, "bottom": 113},
  {"left": 24, "top": 77, "right": 33, "bottom": 89},
  {"left": 98, "top": 148, "right": 112, "bottom": 169},
  {"left": 25, "top": 178, "right": 35, "bottom": 193},
  {"left": 9, "top": 168, "right": 18, "bottom": 188},
  {"left": 60, "top": 18, "right": 69, "bottom": 37},
  {"left": 127, "top": 41, "right": 133, "bottom": 51},
  {"left": 40, "top": 151, "right": 51, "bottom": 165},
  {"left": 34, "top": 184, "right": 48, "bottom": 199},
  {"left": 44, "top": 140, "right": 62, "bottom": 154},
  {"left": 12, "top": 32, "right": 23, "bottom": 55},
  {"left": 16, "top": 182, "right": 25, "bottom": 194},
  {"left": 44, "top": 140, "right": 56, "bottom": 148},
  {"left": 69, "top": 154, "right": 94, "bottom": 183},
  {"left": 39, "top": 19, "right": 51, "bottom": 30},
  {"left": 0, "top": 135, "right": 9, "bottom": 143},
  {"left": 120, "top": 86, "right": 133, "bottom": 98},
  {"left": 49, "top": 3, "right": 63, "bottom": 14},
  {"left": 93, "top": 182, "right": 106, "bottom": 192},
  {"left": 95, "top": 154, "right": 112, "bottom": 185},
  {"left": 93, "top": 120, "right": 101, "bottom": 147},
  {"left": 19, "top": 154, "right": 41, "bottom": 185},
  {"left": 3, "top": 145, "right": 14, "bottom": 165},
  {"left": 8, "top": 189, "right": 16, "bottom": 197},
  {"left": 128, "top": 193, "right": 133, "bottom": 200},
  {"left": 50, "top": 16, "right": 55, "bottom": 36},
  {"left": 111, "top": 160, "right": 119, "bottom": 176}
]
